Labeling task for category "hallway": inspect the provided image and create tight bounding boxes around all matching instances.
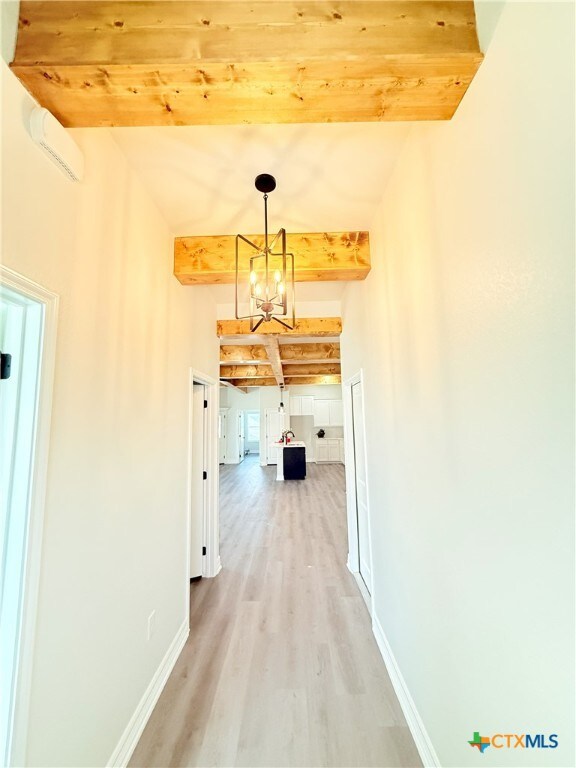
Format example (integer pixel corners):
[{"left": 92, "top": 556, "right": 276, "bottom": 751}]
[{"left": 130, "top": 458, "right": 422, "bottom": 767}]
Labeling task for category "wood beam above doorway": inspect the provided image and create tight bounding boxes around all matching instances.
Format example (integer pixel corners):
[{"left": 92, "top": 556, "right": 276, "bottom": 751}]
[
  {"left": 10, "top": 1, "right": 483, "bottom": 127},
  {"left": 174, "top": 232, "right": 370, "bottom": 284},
  {"left": 217, "top": 317, "right": 342, "bottom": 338}
]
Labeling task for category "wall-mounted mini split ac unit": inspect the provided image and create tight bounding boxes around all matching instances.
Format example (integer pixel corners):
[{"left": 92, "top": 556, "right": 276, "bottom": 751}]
[{"left": 29, "top": 107, "right": 84, "bottom": 182}]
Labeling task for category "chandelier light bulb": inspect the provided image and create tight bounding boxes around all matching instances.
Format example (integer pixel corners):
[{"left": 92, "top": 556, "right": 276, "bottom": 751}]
[
  {"left": 274, "top": 270, "right": 281, "bottom": 283},
  {"left": 249, "top": 270, "right": 257, "bottom": 285},
  {"left": 278, "top": 282, "right": 285, "bottom": 295},
  {"left": 254, "top": 283, "right": 262, "bottom": 297}
]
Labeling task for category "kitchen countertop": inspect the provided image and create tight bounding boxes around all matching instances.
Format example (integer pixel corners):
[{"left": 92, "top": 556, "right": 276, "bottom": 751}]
[{"left": 273, "top": 440, "right": 306, "bottom": 448}]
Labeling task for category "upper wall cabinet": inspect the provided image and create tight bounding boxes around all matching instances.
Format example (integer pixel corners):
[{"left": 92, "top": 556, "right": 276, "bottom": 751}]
[
  {"left": 329, "top": 400, "right": 343, "bottom": 427},
  {"left": 291, "top": 396, "right": 314, "bottom": 417},
  {"left": 313, "top": 399, "right": 343, "bottom": 427}
]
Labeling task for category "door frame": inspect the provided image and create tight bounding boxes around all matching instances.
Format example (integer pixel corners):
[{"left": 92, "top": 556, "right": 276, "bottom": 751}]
[
  {"left": 342, "top": 369, "right": 374, "bottom": 613},
  {"left": 186, "top": 369, "right": 220, "bottom": 613},
  {"left": 0, "top": 266, "right": 59, "bottom": 767}
]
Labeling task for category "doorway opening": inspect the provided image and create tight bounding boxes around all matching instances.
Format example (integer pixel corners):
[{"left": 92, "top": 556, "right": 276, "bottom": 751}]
[
  {"left": 0, "top": 267, "right": 58, "bottom": 766},
  {"left": 244, "top": 410, "right": 260, "bottom": 457}
]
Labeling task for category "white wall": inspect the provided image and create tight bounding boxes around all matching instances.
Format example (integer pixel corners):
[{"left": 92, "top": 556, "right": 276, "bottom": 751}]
[
  {"left": 225, "top": 387, "right": 260, "bottom": 411},
  {"left": 1, "top": 61, "right": 219, "bottom": 766},
  {"left": 341, "top": 3, "right": 574, "bottom": 766}
]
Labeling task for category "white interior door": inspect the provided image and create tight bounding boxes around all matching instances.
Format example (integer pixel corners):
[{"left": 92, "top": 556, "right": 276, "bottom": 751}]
[
  {"left": 265, "top": 409, "right": 283, "bottom": 464},
  {"left": 190, "top": 384, "right": 206, "bottom": 579},
  {"left": 352, "top": 381, "right": 372, "bottom": 594}
]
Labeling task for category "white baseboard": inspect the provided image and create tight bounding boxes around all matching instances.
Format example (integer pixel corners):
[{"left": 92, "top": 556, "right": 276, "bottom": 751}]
[
  {"left": 107, "top": 620, "right": 189, "bottom": 768},
  {"left": 372, "top": 614, "right": 441, "bottom": 768}
]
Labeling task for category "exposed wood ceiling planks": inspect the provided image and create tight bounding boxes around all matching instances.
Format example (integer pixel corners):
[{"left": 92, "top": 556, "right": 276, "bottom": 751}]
[
  {"left": 220, "top": 345, "right": 270, "bottom": 364},
  {"left": 11, "top": 1, "right": 483, "bottom": 127},
  {"left": 282, "top": 363, "right": 341, "bottom": 377},
  {"left": 175, "top": 232, "right": 370, "bottom": 285},
  {"left": 280, "top": 343, "right": 340, "bottom": 362},
  {"left": 219, "top": 335, "right": 342, "bottom": 387},
  {"left": 285, "top": 375, "right": 341, "bottom": 386},
  {"left": 220, "top": 364, "right": 274, "bottom": 379},
  {"left": 226, "top": 375, "right": 341, "bottom": 388}
]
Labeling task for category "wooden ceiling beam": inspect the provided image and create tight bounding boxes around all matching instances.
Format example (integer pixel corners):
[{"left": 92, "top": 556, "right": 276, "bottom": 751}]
[
  {"left": 279, "top": 343, "right": 340, "bottom": 362},
  {"left": 262, "top": 338, "right": 284, "bottom": 388},
  {"left": 227, "top": 378, "right": 278, "bottom": 388},
  {"left": 220, "top": 364, "right": 273, "bottom": 379},
  {"left": 226, "top": 375, "right": 342, "bottom": 387},
  {"left": 175, "top": 232, "right": 369, "bottom": 284},
  {"left": 286, "top": 375, "right": 341, "bottom": 386},
  {"left": 282, "top": 363, "right": 341, "bottom": 377},
  {"left": 217, "top": 317, "right": 342, "bottom": 338},
  {"left": 220, "top": 345, "right": 268, "bottom": 364},
  {"left": 10, "top": 2, "right": 483, "bottom": 127}
]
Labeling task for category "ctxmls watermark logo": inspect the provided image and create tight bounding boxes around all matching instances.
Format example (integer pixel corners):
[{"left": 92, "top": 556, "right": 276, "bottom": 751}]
[{"left": 468, "top": 731, "right": 559, "bottom": 753}]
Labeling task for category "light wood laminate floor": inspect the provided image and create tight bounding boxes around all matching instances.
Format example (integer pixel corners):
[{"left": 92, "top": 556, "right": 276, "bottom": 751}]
[{"left": 130, "top": 455, "right": 422, "bottom": 767}]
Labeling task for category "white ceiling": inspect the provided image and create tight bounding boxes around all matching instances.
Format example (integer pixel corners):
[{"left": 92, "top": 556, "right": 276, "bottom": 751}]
[
  {"left": 111, "top": 122, "right": 411, "bottom": 236},
  {"left": 111, "top": 122, "right": 411, "bottom": 309}
]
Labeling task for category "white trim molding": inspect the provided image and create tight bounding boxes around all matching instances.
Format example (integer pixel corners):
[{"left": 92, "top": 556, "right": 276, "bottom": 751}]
[
  {"left": 107, "top": 620, "right": 189, "bottom": 768},
  {"left": 1, "top": 266, "right": 59, "bottom": 767},
  {"left": 372, "top": 614, "right": 441, "bottom": 768}
]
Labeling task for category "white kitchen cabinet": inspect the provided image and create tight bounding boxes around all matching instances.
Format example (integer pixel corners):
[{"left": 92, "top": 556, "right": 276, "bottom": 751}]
[
  {"left": 329, "top": 399, "right": 343, "bottom": 426},
  {"left": 328, "top": 439, "right": 341, "bottom": 462},
  {"left": 292, "top": 395, "right": 314, "bottom": 417},
  {"left": 315, "top": 439, "right": 330, "bottom": 463},
  {"left": 315, "top": 437, "right": 344, "bottom": 464},
  {"left": 313, "top": 399, "right": 343, "bottom": 427},
  {"left": 339, "top": 439, "right": 346, "bottom": 464},
  {"left": 313, "top": 400, "right": 331, "bottom": 426}
]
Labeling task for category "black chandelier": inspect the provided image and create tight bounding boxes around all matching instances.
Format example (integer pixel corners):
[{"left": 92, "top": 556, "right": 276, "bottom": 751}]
[{"left": 235, "top": 174, "right": 295, "bottom": 332}]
